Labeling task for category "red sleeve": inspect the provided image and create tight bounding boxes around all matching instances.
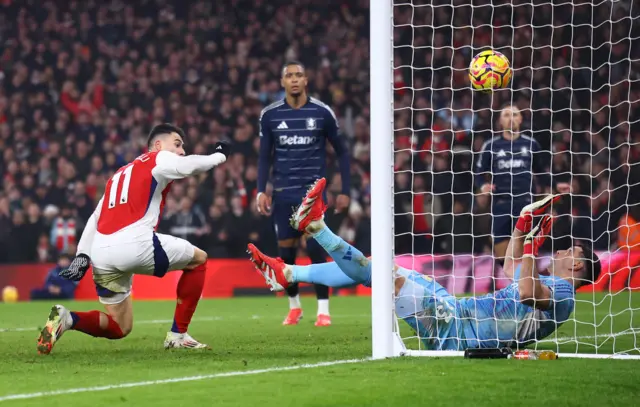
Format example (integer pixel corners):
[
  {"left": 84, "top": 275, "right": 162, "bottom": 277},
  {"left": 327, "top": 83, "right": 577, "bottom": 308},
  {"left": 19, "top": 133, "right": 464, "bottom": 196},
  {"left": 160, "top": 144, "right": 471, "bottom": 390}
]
[
  {"left": 61, "top": 92, "right": 79, "bottom": 116},
  {"left": 92, "top": 84, "right": 104, "bottom": 109}
]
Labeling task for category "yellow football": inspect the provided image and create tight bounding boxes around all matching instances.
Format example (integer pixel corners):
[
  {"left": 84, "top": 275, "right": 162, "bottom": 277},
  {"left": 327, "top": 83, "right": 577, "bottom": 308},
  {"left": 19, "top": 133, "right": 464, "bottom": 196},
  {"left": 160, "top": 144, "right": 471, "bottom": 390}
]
[{"left": 469, "top": 50, "right": 512, "bottom": 91}]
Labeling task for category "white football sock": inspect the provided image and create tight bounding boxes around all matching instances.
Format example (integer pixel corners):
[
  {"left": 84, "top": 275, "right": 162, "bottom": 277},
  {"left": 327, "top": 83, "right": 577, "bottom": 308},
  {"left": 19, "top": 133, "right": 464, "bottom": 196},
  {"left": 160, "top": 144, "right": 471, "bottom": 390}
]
[
  {"left": 288, "top": 294, "right": 302, "bottom": 310},
  {"left": 283, "top": 265, "right": 294, "bottom": 283},
  {"left": 317, "top": 299, "right": 330, "bottom": 316},
  {"left": 307, "top": 218, "right": 326, "bottom": 235}
]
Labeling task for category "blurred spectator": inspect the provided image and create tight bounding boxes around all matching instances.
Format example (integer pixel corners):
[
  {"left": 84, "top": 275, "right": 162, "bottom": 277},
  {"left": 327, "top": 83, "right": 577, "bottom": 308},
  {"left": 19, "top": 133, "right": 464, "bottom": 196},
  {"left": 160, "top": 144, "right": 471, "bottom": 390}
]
[
  {"left": 0, "top": 197, "right": 11, "bottom": 263},
  {"left": 618, "top": 204, "right": 640, "bottom": 251},
  {"left": 30, "top": 254, "right": 78, "bottom": 300},
  {"left": 50, "top": 204, "right": 79, "bottom": 255},
  {"left": 8, "top": 210, "right": 33, "bottom": 262},
  {"left": 166, "top": 197, "right": 208, "bottom": 248},
  {"left": 434, "top": 197, "right": 474, "bottom": 254},
  {"left": 226, "top": 196, "right": 253, "bottom": 258}
]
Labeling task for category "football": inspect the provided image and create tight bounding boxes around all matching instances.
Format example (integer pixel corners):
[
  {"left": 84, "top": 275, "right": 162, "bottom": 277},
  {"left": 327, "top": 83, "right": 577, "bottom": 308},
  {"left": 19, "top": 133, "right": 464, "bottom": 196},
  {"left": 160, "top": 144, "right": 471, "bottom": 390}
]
[
  {"left": 468, "top": 50, "right": 512, "bottom": 90},
  {"left": 2, "top": 286, "right": 18, "bottom": 303}
]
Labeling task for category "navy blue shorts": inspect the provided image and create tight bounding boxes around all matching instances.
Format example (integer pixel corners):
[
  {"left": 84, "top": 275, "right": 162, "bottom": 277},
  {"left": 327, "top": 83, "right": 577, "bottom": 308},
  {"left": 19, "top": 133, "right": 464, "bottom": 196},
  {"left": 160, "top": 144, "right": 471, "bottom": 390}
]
[
  {"left": 272, "top": 200, "right": 303, "bottom": 241},
  {"left": 491, "top": 201, "right": 529, "bottom": 243}
]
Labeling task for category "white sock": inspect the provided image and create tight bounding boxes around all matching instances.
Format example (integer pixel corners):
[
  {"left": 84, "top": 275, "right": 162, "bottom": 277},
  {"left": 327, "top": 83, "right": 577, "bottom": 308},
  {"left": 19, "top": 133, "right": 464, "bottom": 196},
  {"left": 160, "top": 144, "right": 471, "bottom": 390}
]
[
  {"left": 288, "top": 294, "right": 302, "bottom": 309},
  {"left": 307, "top": 218, "right": 326, "bottom": 235},
  {"left": 283, "top": 265, "right": 294, "bottom": 283},
  {"left": 317, "top": 299, "right": 330, "bottom": 316}
]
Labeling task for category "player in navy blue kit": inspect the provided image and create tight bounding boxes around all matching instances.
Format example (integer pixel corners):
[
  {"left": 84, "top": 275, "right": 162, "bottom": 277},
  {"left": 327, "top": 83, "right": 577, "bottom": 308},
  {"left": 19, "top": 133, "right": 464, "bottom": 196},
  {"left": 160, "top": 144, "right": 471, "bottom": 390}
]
[
  {"left": 257, "top": 61, "right": 351, "bottom": 326},
  {"left": 475, "top": 105, "right": 570, "bottom": 262}
]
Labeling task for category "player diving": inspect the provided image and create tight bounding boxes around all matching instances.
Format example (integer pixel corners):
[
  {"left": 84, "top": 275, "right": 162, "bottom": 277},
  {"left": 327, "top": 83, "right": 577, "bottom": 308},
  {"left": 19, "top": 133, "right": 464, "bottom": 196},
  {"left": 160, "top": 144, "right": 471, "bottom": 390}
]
[
  {"left": 37, "top": 124, "right": 230, "bottom": 354},
  {"left": 248, "top": 178, "right": 602, "bottom": 350}
]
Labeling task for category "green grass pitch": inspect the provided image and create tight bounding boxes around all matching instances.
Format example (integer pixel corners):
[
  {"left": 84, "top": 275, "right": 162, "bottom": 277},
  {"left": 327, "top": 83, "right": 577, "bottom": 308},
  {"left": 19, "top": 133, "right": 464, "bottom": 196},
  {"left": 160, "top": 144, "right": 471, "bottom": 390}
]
[{"left": 0, "top": 293, "right": 639, "bottom": 407}]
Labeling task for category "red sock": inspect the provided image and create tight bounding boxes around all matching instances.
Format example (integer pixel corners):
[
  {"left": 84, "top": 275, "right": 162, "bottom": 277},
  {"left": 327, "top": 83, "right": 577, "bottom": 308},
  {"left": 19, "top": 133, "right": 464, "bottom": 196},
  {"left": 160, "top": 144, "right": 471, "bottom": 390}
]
[
  {"left": 172, "top": 263, "right": 207, "bottom": 333},
  {"left": 70, "top": 311, "right": 124, "bottom": 339}
]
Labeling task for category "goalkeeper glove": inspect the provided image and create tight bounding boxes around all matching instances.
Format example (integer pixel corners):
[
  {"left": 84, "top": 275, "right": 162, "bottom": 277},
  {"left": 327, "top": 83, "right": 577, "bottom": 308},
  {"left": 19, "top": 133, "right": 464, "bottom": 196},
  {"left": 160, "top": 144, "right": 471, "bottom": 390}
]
[
  {"left": 213, "top": 141, "right": 231, "bottom": 159},
  {"left": 515, "top": 194, "right": 561, "bottom": 233},
  {"left": 59, "top": 253, "right": 92, "bottom": 282},
  {"left": 523, "top": 215, "right": 553, "bottom": 258}
]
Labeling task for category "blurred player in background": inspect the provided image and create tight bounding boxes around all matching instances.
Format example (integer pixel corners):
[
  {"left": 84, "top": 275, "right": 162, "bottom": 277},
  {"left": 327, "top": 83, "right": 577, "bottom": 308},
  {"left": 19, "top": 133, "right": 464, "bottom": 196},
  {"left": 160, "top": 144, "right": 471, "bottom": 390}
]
[
  {"left": 248, "top": 178, "right": 601, "bottom": 350},
  {"left": 257, "top": 61, "right": 351, "bottom": 326},
  {"left": 38, "top": 124, "right": 230, "bottom": 354},
  {"left": 475, "top": 105, "right": 570, "bottom": 263}
]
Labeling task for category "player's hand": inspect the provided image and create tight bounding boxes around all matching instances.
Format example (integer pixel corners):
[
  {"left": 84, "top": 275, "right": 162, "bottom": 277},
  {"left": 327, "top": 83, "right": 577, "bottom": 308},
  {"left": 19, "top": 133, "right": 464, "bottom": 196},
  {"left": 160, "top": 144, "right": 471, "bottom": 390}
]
[
  {"left": 556, "top": 182, "right": 571, "bottom": 194},
  {"left": 523, "top": 215, "right": 553, "bottom": 257},
  {"left": 213, "top": 141, "right": 231, "bottom": 159},
  {"left": 335, "top": 194, "right": 350, "bottom": 214},
  {"left": 516, "top": 194, "right": 561, "bottom": 233},
  {"left": 59, "top": 253, "right": 91, "bottom": 282},
  {"left": 257, "top": 192, "right": 272, "bottom": 216},
  {"left": 480, "top": 184, "right": 495, "bottom": 194}
]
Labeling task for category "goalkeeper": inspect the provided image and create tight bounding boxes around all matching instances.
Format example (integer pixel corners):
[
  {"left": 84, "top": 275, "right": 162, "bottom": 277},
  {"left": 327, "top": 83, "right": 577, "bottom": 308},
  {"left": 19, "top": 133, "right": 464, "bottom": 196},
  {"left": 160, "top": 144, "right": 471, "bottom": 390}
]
[{"left": 248, "top": 178, "right": 601, "bottom": 350}]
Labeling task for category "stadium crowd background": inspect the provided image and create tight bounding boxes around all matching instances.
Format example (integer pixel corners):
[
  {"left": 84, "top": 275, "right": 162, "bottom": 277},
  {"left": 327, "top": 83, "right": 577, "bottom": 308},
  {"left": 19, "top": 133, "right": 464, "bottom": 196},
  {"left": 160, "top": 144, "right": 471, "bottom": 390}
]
[{"left": 0, "top": 0, "right": 638, "bottom": 264}]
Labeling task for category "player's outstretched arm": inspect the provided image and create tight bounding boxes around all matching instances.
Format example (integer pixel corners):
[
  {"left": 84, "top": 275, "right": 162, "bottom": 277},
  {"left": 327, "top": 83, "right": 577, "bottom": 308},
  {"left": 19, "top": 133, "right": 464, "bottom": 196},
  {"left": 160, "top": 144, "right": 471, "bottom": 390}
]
[
  {"left": 502, "top": 228, "right": 525, "bottom": 280},
  {"left": 504, "top": 194, "right": 561, "bottom": 279},
  {"left": 153, "top": 142, "right": 230, "bottom": 180},
  {"left": 518, "top": 216, "right": 553, "bottom": 309}
]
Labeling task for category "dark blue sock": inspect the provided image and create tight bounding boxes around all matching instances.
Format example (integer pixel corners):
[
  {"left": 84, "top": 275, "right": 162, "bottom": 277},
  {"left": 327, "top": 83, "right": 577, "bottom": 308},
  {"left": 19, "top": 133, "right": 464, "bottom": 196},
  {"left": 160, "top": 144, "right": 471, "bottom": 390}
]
[{"left": 70, "top": 312, "right": 79, "bottom": 328}]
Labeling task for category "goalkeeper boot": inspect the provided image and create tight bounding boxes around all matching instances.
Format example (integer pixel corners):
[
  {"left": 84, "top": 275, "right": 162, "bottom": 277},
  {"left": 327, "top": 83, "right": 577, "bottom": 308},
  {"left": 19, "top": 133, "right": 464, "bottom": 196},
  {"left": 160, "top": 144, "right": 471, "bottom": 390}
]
[
  {"left": 290, "top": 178, "right": 328, "bottom": 233},
  {"left": 164, "top": 331, "right": 210, "bottom": 350},
  {"left": 37, "top": 305, "right": 72, "bottom": 355},
  {"left": 247, "top": 243, "right": 292, "bottom": 292}
]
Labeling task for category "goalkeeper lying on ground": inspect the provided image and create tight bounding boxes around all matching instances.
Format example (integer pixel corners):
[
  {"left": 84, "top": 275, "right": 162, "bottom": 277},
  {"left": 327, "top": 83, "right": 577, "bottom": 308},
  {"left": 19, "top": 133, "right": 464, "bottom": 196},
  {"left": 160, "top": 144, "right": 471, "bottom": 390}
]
[{"left": 248, "top": 178, "right": 602, "bottom": 350}]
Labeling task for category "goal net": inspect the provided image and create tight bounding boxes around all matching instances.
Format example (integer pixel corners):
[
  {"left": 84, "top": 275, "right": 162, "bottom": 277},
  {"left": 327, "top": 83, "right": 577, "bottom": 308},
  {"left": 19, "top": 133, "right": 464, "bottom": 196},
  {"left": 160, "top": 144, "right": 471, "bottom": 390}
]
[{"left": 370, "top": 0, "right": 640, "bottom": 359}]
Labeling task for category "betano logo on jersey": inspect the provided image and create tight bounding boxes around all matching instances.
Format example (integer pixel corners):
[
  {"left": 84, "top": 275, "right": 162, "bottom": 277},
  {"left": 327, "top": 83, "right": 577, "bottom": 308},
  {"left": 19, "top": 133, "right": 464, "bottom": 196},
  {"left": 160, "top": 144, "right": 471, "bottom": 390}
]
[
  {"left": 279, "top": 135, "right": 317, "bottom": 145},
  {"left": 498, "top": 159, "right": 526, "bottom": 169}
]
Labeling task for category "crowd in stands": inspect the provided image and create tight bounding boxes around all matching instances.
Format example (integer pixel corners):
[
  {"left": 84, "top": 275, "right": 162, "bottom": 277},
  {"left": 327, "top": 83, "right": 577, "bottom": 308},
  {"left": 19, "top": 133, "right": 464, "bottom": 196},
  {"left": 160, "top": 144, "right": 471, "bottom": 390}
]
[{"left": 0, "top": 0, "right": 638, "bottom": 264}]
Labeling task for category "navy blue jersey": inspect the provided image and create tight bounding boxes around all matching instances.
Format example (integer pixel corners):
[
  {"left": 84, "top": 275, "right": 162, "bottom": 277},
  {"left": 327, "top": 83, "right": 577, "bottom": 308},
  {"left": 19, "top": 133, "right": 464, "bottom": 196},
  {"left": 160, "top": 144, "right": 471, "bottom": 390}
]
[
  {"left": 258, "top": 97, "right": 350, "bottom": 202},
  {"left": 475, "top": 132, "right": 549, "bottom": 207}
]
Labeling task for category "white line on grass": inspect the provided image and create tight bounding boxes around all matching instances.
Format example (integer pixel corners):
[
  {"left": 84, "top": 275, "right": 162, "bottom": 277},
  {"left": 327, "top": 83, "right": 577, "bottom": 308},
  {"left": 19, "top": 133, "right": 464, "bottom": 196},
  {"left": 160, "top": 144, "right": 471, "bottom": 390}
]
[
  {"left": 2, "top": 316, "right": 640, "bottom": 345},
  {"left": 538, "top": 329, "right": 640, "bottom": 343},
  {"left": 0, "top": 358, "right": 367, "bottom": 403},
  {"left": 0, "top": 317, "right": 222, "bottom": 333},
  {"left": 0, "top": 314, "right": 370, "bottom": 333}
]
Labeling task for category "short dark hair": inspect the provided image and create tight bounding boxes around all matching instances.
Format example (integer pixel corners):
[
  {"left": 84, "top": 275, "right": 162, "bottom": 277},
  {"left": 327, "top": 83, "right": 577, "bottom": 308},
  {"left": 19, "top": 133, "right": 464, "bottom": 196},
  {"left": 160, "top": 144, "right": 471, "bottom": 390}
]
[
  {"left": 147, "top": 123, "right": 185, "bottom": 149},
  {"left": 575, "top": 241, "right": 602, "bottom": 287},
  {"left": 281, "top": 60, "right": 305, "bottom": 77}
]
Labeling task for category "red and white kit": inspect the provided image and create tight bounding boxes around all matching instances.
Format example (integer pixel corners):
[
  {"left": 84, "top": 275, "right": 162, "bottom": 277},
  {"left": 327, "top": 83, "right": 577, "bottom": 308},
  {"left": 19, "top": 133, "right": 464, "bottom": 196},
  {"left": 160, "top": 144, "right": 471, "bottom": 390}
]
[{"left": 77, "top": 150, "right": 226, "bottom": 304}]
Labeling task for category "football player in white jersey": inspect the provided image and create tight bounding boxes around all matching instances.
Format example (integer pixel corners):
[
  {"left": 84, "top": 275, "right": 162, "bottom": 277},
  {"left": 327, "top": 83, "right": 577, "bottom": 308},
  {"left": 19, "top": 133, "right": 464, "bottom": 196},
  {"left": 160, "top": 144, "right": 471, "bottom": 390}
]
[{"left": 37, "top": 124, "right": 230, "bottom": 354}]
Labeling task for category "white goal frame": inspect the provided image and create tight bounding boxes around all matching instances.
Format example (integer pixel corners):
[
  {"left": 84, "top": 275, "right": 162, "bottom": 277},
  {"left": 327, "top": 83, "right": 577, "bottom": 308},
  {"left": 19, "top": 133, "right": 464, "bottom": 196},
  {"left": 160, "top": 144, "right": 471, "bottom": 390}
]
[{"left": 368, "top": 0, "right": 640, "bottom": 360}]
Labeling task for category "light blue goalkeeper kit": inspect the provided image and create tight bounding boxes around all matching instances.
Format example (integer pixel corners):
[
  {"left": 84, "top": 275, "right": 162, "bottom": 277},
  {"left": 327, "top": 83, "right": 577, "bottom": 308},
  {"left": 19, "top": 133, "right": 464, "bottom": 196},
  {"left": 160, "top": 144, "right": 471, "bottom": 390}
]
[{"left": 292, "top": 225, "right": 575, "bottom": 350}]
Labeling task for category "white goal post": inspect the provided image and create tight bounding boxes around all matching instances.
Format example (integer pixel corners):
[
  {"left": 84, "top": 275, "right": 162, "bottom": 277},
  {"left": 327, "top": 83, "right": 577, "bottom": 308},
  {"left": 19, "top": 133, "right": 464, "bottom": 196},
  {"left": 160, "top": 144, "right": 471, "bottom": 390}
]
[
  {"left": 369, "top": 0, "right": 640, "bottom": 360},
  {"left": 370, "top": 0, "right": 397, "bottom": 360}
]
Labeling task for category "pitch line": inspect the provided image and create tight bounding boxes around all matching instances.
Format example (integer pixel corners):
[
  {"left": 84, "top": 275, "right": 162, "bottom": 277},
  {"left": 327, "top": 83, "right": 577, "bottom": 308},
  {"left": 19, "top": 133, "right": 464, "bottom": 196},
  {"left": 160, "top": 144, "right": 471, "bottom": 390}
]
[
  {"left": 0, "top": 314, "right": 370, "bottom": 333},
  {"left": 2, "top": 316, "right": 639, "bottom": 344},
  {"left": 0, "top": 359, "right": 367, "bottom": 403}
]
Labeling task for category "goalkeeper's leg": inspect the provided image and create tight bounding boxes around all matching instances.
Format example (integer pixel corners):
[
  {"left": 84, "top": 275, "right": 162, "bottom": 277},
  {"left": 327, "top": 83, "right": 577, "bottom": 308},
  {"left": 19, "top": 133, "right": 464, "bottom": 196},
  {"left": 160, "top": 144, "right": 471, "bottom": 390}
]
[
  {"left": 306, "top": 221, "right": 372, "bottom": 285},
  {"left": 290, "top": 178, "right": 372, "bottom": 285},
  {"left": 248, "top": 244, "right": 361, "bottom": 290},
  {"left": 249, "top": 221, "right": 371, "bottom": 289}
]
